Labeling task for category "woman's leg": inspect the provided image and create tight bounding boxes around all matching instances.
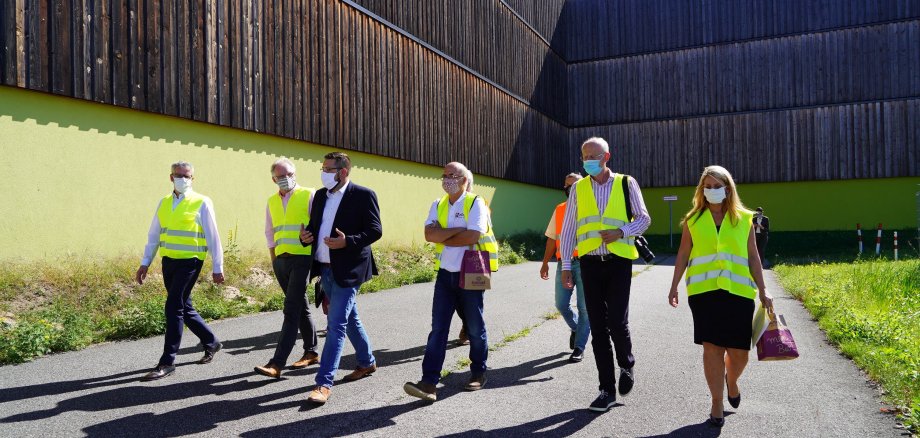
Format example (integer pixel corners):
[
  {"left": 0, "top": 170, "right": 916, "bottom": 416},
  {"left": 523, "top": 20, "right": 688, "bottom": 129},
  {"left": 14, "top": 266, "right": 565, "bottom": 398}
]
[
  {"left": 724, "top": 347, "right": 749, "bottom": 399},
  {"left": 702, "top": 342, "right": 727, "bottom": 418}
]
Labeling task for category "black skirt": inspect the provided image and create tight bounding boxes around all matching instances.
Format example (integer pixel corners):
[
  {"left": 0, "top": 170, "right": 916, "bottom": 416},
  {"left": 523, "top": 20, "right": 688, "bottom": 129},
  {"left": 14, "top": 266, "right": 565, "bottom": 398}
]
[{"left": 688, "top": 289, "right": 755, "bottom": 350}]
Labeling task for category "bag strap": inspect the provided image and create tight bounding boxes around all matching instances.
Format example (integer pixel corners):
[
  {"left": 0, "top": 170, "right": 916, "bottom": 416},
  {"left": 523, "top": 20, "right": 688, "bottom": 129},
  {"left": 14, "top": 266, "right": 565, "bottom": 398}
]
[{"left": 622, "top": 174, "right": 634, "bottom": 221}]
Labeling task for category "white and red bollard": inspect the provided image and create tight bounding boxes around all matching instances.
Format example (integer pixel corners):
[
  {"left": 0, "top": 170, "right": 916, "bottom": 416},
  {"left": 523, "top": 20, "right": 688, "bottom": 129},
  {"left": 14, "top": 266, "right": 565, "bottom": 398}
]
[
  {"left": 894, "top": 231, "right": 899, "bottom": 261},
  {"left": 857, "top": 223, "right": 863, "bottom": 254},
  {"left": 875, "top": 223, "right": 883, "bottom": 256}
]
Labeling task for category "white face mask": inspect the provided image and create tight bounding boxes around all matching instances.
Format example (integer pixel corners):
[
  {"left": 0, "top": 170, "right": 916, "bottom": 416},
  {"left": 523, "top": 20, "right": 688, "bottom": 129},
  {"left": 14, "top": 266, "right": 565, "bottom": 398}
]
[
  {"left": 173, "top": 177, "right": 192, "bottom": 194},
  {"left": 320, "top": 171, "right": 339, "bottom": 191},
  {"left": 275, "top": 175, "right": 295, "bottom": 191},
  {"left": 703, "top": 187, "right": 727, "bottom": 204}
]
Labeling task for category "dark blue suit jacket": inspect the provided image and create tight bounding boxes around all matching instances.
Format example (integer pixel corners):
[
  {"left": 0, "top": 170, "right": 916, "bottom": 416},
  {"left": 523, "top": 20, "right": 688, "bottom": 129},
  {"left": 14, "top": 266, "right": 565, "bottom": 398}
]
[{"left": 305, "top": 182, "right": 382, "bottom": 287}]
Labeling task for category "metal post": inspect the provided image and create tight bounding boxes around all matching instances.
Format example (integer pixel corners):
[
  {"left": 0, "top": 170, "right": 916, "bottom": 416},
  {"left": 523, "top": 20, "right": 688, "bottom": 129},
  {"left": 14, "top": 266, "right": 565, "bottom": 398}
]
[
  {"left": 894, "top": 231, "right": 899, "bottom": 261},
  {"left": 669, "top": 202, "right": 673, "bottom": 248},
  {"left": 857, "top": 223, "right": 862, "bottom": 255}
]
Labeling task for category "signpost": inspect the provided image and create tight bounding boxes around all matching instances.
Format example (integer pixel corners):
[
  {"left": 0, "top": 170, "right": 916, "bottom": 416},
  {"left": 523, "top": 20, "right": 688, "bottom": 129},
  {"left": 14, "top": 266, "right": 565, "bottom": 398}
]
[{"left": 663, "top": 195, "right": 678, "bottom": 248}]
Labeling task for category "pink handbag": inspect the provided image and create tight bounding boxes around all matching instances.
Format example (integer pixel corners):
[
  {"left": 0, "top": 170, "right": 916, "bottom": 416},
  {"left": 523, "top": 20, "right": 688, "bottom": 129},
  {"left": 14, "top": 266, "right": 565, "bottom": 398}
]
[
  {"left": 459, "top": 249, "right": 491, "bottom": 290},
  {"left": 756, "top": 309, "right": 800, "bottom": 361}
]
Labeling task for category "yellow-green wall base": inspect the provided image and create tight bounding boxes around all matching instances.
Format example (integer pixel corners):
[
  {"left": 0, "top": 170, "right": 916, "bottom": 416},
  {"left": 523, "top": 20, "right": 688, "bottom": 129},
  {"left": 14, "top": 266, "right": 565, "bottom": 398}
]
[
  {"left": 642, "top": 177, "right": 920, "bottom": 235},
  {"left": 0, "top": 86, "right": 559, "bottom": 261}
]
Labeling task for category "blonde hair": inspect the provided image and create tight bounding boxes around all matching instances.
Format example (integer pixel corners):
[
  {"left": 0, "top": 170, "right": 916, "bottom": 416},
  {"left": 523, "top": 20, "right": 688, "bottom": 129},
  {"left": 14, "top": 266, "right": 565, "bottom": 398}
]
[{"left": 682, "top": 165, "right": 750, "bottom": 226}]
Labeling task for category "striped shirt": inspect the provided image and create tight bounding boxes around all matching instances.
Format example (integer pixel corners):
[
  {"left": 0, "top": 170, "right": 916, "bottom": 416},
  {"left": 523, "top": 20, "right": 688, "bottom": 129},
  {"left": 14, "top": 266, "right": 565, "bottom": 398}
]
[{"left": 560, "top": 169, "right": 651, "bottom": 270}]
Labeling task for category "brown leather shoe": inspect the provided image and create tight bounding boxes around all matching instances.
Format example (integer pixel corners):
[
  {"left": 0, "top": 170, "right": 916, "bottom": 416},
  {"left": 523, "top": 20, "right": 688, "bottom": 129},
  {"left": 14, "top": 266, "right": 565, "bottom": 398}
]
[
  {"left": 464, "top": 372, "right": 487, "bottom": 391},
  {"left": 456, "top": 326, "right": 470, "bottom": 346},
  {"left": 291, "top": 351, "right": 320, "bottom": 369},
  {"left": 342, "top": 363, "right": 377, "bottom": 382},
  {"left": 403, "top": 381, "right": 437, "bottom": 402},
  {"left": 254, "top": 362, "right": 283, "bottom": 379},
  {"left": 307, "top": 386, "right": 331, "bottom": 404}
]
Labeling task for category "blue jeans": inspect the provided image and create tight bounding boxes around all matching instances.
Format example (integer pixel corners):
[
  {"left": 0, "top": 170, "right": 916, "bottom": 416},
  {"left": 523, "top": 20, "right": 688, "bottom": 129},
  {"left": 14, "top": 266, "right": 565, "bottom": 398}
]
[
  {"left": 557, "top": 259, "right": 590, "bottom": 351},
  {"left": 315, "top": 266, "right": 375, "bottom": 388},
  {"left": 421, "top": 269, "right": 488, "bottom": 385}
]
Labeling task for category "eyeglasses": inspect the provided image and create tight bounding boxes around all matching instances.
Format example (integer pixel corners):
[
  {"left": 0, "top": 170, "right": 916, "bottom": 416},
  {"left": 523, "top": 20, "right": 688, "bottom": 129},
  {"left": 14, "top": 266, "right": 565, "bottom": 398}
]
[
  {"left": 582, "top": 152, "right": 606, "bottom": 161},
  {"left": 320, "top": 166, "right": 341, "bottom": 173},
  {"left": 171, "top": 173, "right": 193, "bottom": 179},
  {"left": 441, "top": 173, "right": 463, "bottom": 180},
  {"left": 273, "top": 172, "right": 294, "bottom": 179}
]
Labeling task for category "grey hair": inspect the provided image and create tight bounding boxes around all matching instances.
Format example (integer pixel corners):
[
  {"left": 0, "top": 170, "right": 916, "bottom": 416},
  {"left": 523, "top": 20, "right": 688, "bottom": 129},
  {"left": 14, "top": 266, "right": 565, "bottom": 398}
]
[
  {"left": 565, "top": 172, "right": 583, "bottom": 182},
  {"left": 580, "top": 137, "right": 609, "bottom": 153},
  {"left": 171, "top": 161, "right": 194, "bottom": 175},
  {"left": 271, "top": 157, "right": 296, "bottom": 174},
  {"left": 463, "top": 167, "right": 474, "bottom": 192}
]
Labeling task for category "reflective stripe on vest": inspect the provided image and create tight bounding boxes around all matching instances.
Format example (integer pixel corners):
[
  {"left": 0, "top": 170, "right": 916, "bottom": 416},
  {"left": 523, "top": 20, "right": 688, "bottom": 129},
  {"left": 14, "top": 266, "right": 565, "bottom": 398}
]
[
  {"left": 268, "top": 186, "right": 314, "bottom": 256},
  {"left": 686, "top": 209, "right": 757, "bottom": 299},
  {"left": 433, "top": 193, "right": 499, "bottom": 272},
  {"left": 156, "top": 192, "right": 208, "bottom": 260},
  {"left": 573, "top": 173, "right": 639, "bottom": 260}
]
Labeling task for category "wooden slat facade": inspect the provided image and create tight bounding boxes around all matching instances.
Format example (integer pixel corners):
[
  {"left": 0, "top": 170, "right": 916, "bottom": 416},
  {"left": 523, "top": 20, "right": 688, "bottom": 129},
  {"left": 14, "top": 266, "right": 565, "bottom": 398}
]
[
  {"left": 563, "top": 0, "right": 920, "bottom": 62},
  {"left": 1, "top": 0, "right": 918, "bottom": 188},
  {"left": 569, "top": 20, "right": 920, "bottom": 126},
  {"left": 0, "top": 0, "right": 567, "bottom": 187}
]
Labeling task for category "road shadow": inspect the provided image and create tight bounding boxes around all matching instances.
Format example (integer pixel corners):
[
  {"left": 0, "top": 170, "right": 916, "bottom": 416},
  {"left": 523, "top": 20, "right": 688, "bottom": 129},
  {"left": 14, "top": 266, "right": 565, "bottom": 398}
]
[
  {"left": 438, "top": 408, "right": 602, "bottom": 437},
  {"left": 1, "top": 371, "right": 272, "bottom": 423},
  {"left": 638, "top": 419, "right": 725, "bottom": 437}
]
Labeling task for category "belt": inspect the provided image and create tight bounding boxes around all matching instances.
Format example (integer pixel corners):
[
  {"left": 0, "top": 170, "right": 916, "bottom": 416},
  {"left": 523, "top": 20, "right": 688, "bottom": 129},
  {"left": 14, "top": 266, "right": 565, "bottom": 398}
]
[
  {"left": 275, "top": 253, "right": 295, "bottom": 258},
  {"left": 579, "top": 253, "right": 621, "bottom": 262}
]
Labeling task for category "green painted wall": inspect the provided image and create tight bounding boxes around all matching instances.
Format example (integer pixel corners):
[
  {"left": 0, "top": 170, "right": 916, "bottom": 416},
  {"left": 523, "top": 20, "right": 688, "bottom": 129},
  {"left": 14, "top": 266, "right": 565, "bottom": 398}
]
[
  {"left": 0, "top": 86, "right": 560, "bottom": 261},
  {"left": 642, "top": 177, "right": 920, "bottom": 236}
]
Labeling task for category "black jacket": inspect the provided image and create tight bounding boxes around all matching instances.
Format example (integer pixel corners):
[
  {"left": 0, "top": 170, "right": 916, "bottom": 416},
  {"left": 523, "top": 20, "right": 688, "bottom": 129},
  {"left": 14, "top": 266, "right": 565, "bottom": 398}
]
[{"left": 305, "top": 182, "right": 382, "bottom": 287}]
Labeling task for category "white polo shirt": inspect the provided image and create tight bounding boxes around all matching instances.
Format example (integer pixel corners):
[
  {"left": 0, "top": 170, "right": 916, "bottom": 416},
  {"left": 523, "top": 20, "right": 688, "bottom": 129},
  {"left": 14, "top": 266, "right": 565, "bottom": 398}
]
[{"left": 425, "top": 192, "right": 489, "bottom": 273}]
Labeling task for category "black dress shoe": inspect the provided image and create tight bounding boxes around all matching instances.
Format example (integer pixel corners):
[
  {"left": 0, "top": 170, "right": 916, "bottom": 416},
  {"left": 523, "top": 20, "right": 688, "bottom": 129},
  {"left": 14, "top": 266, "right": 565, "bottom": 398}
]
[
  {"left": 199, "top": 342, "right": 223, "bottom": 364},
  {"left": 569, "top": 348, "right": 584, "bottom": 363},
  {"left": 142, "top": 364, "right": 176, "bottom": 381},
  {"left": 708, "top": 415, "right": 725, "bottom": 427},
  {"left": 569, "top": 331, "right": 576, "bottom": 350},
  {"left": 726, "top": 374, "right": 741, "bottom": 408},
  {"left": 618, "top": 368, "right": 635, "bottom": 395}
]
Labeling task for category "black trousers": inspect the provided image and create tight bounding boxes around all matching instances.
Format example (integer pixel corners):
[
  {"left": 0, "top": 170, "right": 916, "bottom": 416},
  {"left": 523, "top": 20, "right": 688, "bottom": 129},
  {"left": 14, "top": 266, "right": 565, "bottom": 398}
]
[
  {"left": 580, "top": 254, "right": 635, "bottom": 392},
  {"left": 158, "top": 257, "right": 218, "bottom": 366},
  {"left": 270, "top": 255, "right": 317, "bottom": 366},
  {"left": 756, "top": 233, "right": 769, "bottom": 265}
]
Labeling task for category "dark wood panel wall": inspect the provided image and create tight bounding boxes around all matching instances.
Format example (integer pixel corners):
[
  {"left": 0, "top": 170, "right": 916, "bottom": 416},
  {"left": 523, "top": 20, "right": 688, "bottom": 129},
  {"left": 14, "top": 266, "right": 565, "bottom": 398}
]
[
  {"left": 571, "top": 99, "right": 920, "bottom": 187},
  {"left": 349, "top": 0, "right": 568, "bottom": 124},
  {"left": 0, "top": 0, "right": 567, "bottom": 187},
  {"left": 2, "top": 0, "right": 918, "bottom": 189},
  {"left": 563, "top": 0, "right": 920, "bottom": 62},
  {"left": 569, "top": 20, "right": 920, "bottom": 126}
]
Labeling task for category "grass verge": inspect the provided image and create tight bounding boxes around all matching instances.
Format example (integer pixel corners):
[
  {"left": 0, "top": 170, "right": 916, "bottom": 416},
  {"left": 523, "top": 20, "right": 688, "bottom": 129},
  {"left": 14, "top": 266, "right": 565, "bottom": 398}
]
[
  {"left": 0, "top": 238, "right": 535, "bottom": 365},
  {"left": 773, "top": 259, "right": 919, "bottom": 433},
  {"left": 440, "top": 320, "right": 547, "bottom": 379}
]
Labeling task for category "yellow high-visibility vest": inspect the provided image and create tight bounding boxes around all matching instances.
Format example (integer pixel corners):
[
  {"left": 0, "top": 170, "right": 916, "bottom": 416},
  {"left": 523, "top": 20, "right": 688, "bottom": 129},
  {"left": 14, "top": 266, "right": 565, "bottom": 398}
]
[
  {"left": 686, "top": 209, "right": 757, "bottom": 299},
  {"left": 574, "top": 174, "right": 639, "bottom": 260},
  {"left": 157, "top": 192, "right": 208, "bottom": 260},
  {"left": 433, "top": 193, "right": 499, "bottom": 272},
  {"left": 268, "top": 186, "right": 314, "bottom": 256}
]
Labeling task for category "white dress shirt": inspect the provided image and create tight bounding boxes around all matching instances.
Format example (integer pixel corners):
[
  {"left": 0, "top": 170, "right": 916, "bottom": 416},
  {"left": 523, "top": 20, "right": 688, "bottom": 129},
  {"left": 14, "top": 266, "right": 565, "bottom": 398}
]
[
  {"left": 141, "top": 191, "right": 224, "bottom": 274},
  {"left": 425, "top": 192, "right": 489, "bottom": 272},
  {"left": 314, "top": 181, "right": 350, "bottom": 263}
]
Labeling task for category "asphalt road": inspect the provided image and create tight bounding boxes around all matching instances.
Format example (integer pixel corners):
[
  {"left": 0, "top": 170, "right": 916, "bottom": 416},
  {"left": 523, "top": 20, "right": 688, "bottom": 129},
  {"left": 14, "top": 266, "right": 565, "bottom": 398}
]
[{"left": 0, "top": 261, "right": 904, "bottom": 437}]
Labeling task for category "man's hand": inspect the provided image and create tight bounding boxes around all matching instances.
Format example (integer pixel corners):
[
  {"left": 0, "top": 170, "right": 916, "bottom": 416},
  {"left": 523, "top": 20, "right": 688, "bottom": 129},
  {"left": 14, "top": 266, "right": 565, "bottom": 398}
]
[
  {"left": 599, "top": 229, "right": 623, "bottom": 244},
  {"left": 135, "top": 265, "right": 149, "bottom": 285},
  {"left": 324, "top": 228, "right": 347, "bottom": 250},
  {"left": 300, "top": 223, "right": 314, "bottom": 244},
  {"left": 539, "top": 262, "right": 550, "bottom": 280},
  {"left": 561, "top": 270, "right": 574, "bottom": 289},
  {"left": 213, "top": 272, "right": 225, "bottom": 284}
]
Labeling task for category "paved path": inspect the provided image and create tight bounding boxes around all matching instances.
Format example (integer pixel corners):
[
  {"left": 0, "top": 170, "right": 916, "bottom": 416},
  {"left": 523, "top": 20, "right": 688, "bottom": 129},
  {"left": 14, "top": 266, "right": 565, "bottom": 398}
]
[{"left": 0, "top": 261, "right": 903, "bottom": 437}]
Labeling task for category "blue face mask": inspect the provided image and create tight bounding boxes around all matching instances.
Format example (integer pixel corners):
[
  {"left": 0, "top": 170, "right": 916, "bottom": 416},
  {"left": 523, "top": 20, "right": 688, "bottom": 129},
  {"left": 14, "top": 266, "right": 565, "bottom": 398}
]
[{"left": 583, "top": 160, "right": 604, "bottom": 176}]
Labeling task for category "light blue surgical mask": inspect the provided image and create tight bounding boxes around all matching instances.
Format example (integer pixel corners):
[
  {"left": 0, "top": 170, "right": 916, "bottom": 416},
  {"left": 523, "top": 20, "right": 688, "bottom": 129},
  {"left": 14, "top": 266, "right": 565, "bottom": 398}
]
[{"left": 583, "top": 160, "right": 604, "bottom": 176}]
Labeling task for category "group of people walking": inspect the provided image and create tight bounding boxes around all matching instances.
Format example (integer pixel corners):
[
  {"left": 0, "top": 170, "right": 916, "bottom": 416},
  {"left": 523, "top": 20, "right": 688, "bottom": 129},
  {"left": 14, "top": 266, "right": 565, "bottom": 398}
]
[{"left": 135, "top": 137, "right": 774, "bottom": 427}]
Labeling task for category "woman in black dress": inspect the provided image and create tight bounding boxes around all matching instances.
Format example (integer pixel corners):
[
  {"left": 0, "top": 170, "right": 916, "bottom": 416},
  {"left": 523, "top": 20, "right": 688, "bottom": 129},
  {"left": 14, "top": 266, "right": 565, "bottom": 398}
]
[{"left": 667, "top": 165, "right": 773, "bottom": 427}]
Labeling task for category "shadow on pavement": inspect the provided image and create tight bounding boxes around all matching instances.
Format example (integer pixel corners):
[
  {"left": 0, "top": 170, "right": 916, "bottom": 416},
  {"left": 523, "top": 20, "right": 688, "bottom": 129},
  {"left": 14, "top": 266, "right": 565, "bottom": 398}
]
[
  {"left": 0, "top": 369, "right": 149, "bottom": 405},
  {"left": 1, "top": 371, "right": 272, "bottom": 423},
  {"left": 438, "top": 408, "right": 603, "bottom": 437},
  {"left": 638, "top": 420, "right": 724, "bottom": 437}
]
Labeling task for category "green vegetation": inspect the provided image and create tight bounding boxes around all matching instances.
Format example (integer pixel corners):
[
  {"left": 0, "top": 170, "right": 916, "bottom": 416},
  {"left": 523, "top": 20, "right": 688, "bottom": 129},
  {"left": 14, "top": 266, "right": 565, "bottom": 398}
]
[
  {"left": 774, "top": 258, "right": 920, "bottom": 433},
  {"left": 0, "top": 236, "right": 535, "bottom": 365}
]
